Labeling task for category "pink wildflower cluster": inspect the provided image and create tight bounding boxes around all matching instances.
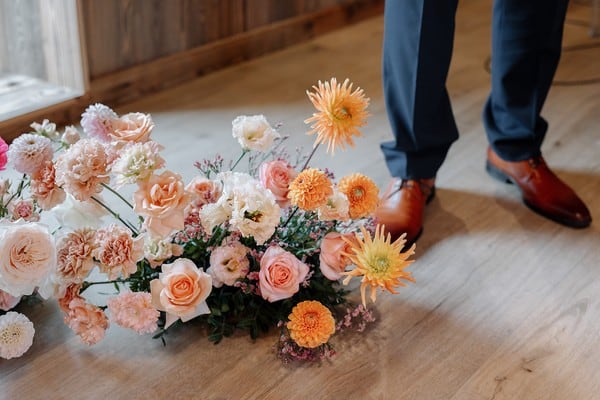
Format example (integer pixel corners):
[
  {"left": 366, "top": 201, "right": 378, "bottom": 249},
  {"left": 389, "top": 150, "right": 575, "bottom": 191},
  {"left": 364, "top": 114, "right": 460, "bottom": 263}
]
[
  {"left": 335, "top": 304, "right": 376, "bottom": 333},
  {"left": 275, "top": 322, "right": 336, "bottom": 364}
]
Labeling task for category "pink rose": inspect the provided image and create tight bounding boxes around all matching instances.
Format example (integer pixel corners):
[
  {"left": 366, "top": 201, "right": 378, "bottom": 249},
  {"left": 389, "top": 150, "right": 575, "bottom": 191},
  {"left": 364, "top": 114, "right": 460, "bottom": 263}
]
[
  {"left": 0, "top": 289, "right": 21, "bottom": 311},
  {"left": 319, "top": 232, "right": 356, "bottom": 280},
  {"left": 258, "top": 246, "right": 309, "bottom": 302},
  {"left": 134, "top": 171, "right": 191, "bottom": 236},
  {"left": 150, "top": 258, "right": 212, "bottom": 328},
  {"left": 0, "top": 137, "right": 8, "bottom": 171},
  {"left": 259, "top": 160, "right": 297, "bottom": 208},
  {"left": 109, "top": 112, "right": 154, "bottom": 143},
  {"left": 0, "top": 222, "right": 56, "bottom": 297}
]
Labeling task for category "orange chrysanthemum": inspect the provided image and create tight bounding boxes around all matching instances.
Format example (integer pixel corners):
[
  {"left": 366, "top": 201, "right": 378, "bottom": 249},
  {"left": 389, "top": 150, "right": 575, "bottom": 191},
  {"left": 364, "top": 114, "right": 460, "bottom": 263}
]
[
  {"left": 287, "top": 301, "right": 336, "bottom": 348},
  {"left": 337, "top": 173, "right": 379, "bottom": 219},
  {"left": 304, "top": 78, "right": 370, "bottom": 154},
  {"left": 287, "top": 168, "right": 333, "bottom": 211},
  {"left": 343, "top": 225, "right": 415, "bottom": 306}
]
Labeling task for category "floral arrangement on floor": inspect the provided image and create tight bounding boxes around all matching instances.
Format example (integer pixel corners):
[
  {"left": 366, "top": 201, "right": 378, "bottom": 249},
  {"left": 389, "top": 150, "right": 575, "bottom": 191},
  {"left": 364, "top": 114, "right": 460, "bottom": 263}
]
[{"left": 0, "top": 78, "right": 416, "bottom": 362}]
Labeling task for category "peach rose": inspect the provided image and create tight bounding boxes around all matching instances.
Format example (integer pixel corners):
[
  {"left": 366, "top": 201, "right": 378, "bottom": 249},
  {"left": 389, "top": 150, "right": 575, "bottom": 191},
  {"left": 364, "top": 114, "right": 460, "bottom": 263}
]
[
  {"left": 258, "top": 160, "right": 297, "bottom": 208},
  {"left": 134, "top": 171, "right": 191, "bottom": 237},
  {"left": 109, "top": 112, "right": 154, "bottom": 143},
  {"left": 0, "top": 222, "right": 56, "bottom": 297},
  {"left": 185, "top": 176, "right": 222, "bottom": 209},
  {"left": 319, "top": 232, "right": 356, "bottom": 280},
  {"left": 150, "top": 258, "right": 212, "bottom": 328},
  {"left": 259, "top": 246, "right": 309, "bottom": 302}
]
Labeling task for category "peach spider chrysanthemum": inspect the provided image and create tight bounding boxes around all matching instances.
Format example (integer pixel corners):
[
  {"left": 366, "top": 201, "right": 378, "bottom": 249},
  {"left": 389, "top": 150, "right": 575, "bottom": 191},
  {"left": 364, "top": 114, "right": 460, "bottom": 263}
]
[
  {"left": 343, "top": 225, "right": 415, "bottom": 306},
  {"left": 337, "top": 173, "right": 379, "bottom": 219},
  {"left": 287, "top": 300, "right": 336, "bottom": 348},
  {"left": 287, "top": 168, "right": 333, "bottom": 211},
  {"left": 304, "top": 78, "right": 370, "bottom": 154}
]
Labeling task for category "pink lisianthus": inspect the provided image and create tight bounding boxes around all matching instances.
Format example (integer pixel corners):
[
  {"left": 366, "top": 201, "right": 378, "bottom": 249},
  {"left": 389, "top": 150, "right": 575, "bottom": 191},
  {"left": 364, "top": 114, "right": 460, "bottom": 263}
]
[
  {"left": 207, "top": 241, "right": 250, "bottom": 287},
  {"left": 150, "top": 258, "right": 212, "bottom": 328},
  {"left": 319, "top": 232, "right": 356, "bottom": 280},
  {"left": 134, "top": 171, "right": 191, "bottom": 237},
  {"left": 80, "top": 103, "right": 118, "bottom": 142},
  {"left": 106, "top": 291, "right": 159, "bottom": 335},
  {"left": 64, "top": 298, "right": 109, "bottom": 345},
  {"left": 30, "top": 161, "right": 66, "bottom": 210},
  {"left": 0, "top": 137, "right": 8, "bottom": 171},
  {"left": 0, "top": 289, "right": 21, "bottom": 311},
  {"left": 8, "top": 133, "right": 54, "bottom": 175},
  {"left": 258, "top": 246, "right": 309, "bottom": 302},
  {"left": 93, "top": 225, "right": 144, "bottom": 280},
  {"left": 258, "top": 160, "right": 297, "bottom": 208},
  {"left": 55, "top": 138, "right": 110, "bottom": 201}
]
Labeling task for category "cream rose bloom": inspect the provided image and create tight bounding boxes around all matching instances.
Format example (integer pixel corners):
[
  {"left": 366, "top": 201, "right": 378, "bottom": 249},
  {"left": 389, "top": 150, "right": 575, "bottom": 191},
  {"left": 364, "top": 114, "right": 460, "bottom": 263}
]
[
  {"left": 109, "top": 112, "right": 154, "bottom": 143},
  {"left": 319, "top": 232, "right": 355, "bottom": 280},
  {"left": 150, "top": 258, "right": 212, "bottom": 328},
  {"left": 232, "top": 115, "right": 280, "bottom": 152},
  {"left": 134, "top": 171, "right": 191, "bottom": 237},
  {"left": 0, "top": 222, "right": 56, "bottom": 297},
  {"left": 258, "top": 246, "right": 309, "bottom": 302}
]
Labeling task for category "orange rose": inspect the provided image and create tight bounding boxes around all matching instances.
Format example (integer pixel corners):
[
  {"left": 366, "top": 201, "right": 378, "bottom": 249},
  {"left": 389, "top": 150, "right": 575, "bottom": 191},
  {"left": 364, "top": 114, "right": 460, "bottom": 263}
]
[
  {"left": 150, "top": 258, "right": 212, "bottom": 328},
  {"left": 319, "top": 232, "right": 355, "bottom": 280},
  {"left": 134, "top": 171, "right": 191, "bottom": 236}
]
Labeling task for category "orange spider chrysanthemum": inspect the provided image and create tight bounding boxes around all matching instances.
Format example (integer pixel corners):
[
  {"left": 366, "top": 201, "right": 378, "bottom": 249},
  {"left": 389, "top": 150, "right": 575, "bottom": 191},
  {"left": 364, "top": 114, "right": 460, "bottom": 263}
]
[
  {"left": 343, "top": 225, "right": 415, "bottom": 306},
  {"left": 287, "top": 300, "right": 336, "bottom": 348},
  {"left": 337, "top": 173, "right": 379, "bottom": 219},
  {"left": 287, "top": 168, "right": 333, "bottom": 211},
  {"left": 304, "top": 78, "right": 370, "bottom": 154}
]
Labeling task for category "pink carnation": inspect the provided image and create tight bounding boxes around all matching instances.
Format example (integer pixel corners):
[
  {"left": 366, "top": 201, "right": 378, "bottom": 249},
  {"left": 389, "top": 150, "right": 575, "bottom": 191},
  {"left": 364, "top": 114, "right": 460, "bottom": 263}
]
[
  {"left": 80, "top": 104, "right": 118, "bottom": 142},
  {"left": 93, "top": 225, "right": 144, "bottom": 280},
  {"left": 0, "top": 137, "right": 8, "bottom": 171},
  {"left": 30, "top": 161, "right": 66, "bottom": 210},
  {"left": 8, "top": 199, "right": 40, "bottom": 222},
  {"left": 8, "top": 133, "right": 54, "bottom": 175},
  {"left": 107, "top": 291, "right": 159, "bottom": 334},
  {"left": 64, "top": 298, "right": 109, "bottom": 345},
  {"left": 56, "top": 229, "right": 97, "bottom": 284},
  {"left": 55, "top": 138, "right": 110, "bottom": 201}
]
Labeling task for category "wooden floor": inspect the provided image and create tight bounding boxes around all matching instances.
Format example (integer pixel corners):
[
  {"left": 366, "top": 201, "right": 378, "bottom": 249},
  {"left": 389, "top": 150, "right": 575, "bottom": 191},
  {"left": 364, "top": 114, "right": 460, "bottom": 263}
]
[{"left": 1, "top": 1, "right": 599, "bottom": 399}]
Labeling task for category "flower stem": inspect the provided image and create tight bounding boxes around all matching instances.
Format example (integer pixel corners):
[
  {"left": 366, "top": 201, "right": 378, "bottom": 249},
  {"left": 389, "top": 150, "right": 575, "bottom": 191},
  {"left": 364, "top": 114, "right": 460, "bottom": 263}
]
[
  {"left": 301, "top": 143, "right": 320, "bottom": 171},
  {"left": 230, "top": 149, "right": 249, "bottom": 171},
  {"left": 90, "top": 196, "right": 139, "bottom": 236},
  {"left": 101, "top": 182, "right": 134, "bottom": 209},
  {"left": 81, "top": 278, "right": 127, "bottom": 293},
  {"left": 281, "top": 206, "right": 299, "bottom": 228}
]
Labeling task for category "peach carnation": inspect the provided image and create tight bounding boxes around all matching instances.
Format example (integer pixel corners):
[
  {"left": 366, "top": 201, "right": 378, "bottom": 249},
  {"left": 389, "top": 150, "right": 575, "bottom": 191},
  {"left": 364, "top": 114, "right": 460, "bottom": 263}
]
[
  {"left": 8, "top": 199, "right": 40, "bottom": 222},
  {"left": 287, "top": 301, "right": 336, "bottom": 348},
  {"left": 56, "top": 229, "right": 97, "bottom": 284},
  {"left": 8, "top": 133, "right": 54, "bottom": 175},
  {"left": 64, "top": 298, "right": 109, "bottom": 345},
  {"left": 287, "top": 168, "right": 333, "bottom": 211},
  {"left": 107, "top": 291, "right": 159, "bottom": 335},
  {"left": 30, "top": 161, "right": 66, "bottom": 210},
  {"left": 93, "top": 225, "right": 144, "bottom": 280},
  {"left": 337, "top": 173, "right": 379, "bottom": 219}
]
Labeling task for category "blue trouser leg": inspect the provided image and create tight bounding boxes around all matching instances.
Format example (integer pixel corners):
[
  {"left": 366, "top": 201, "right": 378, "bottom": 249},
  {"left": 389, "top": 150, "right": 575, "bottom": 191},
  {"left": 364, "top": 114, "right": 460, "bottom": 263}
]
[
  {"left": 380, "top": 0, "right": 460, "bottom": 179},
  {"left": 483, "top": 0, "right": 569, "bottom": 161}
]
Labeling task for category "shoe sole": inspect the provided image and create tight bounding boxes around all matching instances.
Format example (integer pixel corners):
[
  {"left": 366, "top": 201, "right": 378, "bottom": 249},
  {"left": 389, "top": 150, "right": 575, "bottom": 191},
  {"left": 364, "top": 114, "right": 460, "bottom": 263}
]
[{"left": 485, "top": 161, "right": 590, "bottom": 229}]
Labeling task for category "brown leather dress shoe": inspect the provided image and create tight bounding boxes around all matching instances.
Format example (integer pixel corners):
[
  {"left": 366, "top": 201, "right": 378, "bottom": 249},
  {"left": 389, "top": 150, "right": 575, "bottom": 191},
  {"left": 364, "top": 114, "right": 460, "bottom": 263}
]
[
  {"left": 486, "top": 147, "right": 591, "bottom": 228},
  {"left": 374, "top": 178, "right": 435, "bottom": 245}
]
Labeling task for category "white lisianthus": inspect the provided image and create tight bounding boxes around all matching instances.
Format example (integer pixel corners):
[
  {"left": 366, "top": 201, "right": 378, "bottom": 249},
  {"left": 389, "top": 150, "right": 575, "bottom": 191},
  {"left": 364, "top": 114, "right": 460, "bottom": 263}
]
[
  {"left": 207, "top": 241, "right": 250, "bottom": 287},
  {"left": 0, "top": 312, "right": 35, "bottom": 359},
  {"left": 112, "top": 141, "right": 165, "bottom": 186},
  {"left": 53, "top": 193, "right": 107, "bottom": 230},
  {"left": 231, "top": 115, "right": 280, "bottom": 152},
  {"left": 317, "top": 189, "right": 350, "bottom": 221},
  {"left": 31, "top": 119, "right": 59, "bottom": 140},
  {"left": 144, "top": 235, "right": 182, "bottom": 268}
]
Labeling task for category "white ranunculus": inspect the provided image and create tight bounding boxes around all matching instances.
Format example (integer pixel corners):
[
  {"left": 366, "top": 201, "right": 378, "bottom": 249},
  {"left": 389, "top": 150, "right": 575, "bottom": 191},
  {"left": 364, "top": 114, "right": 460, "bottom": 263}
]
[
  {"left": 231, "top": 115, "right": 280, "bottom": 152},
  {"left": 0, "top": 312, "right": 35, "bottom": 359}
]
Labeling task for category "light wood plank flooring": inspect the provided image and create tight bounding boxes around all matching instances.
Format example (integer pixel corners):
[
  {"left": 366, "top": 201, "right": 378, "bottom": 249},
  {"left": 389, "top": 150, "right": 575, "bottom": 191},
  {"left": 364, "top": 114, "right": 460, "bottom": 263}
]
[{"left": 1, "top": 1, "right": 599, "bottom": 399}]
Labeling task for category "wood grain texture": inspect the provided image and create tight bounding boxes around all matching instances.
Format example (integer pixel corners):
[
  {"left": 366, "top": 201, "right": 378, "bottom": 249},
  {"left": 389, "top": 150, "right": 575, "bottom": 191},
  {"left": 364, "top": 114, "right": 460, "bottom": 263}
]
[{"left": 1, "top": 2, "right": 599, "bottom": 399}]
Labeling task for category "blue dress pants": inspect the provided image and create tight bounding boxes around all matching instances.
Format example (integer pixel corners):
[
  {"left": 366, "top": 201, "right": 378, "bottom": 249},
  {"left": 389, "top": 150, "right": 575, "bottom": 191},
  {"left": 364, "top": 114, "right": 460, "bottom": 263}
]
[{"left": 380, "top": 0, "right": 570, "bottom": 179}]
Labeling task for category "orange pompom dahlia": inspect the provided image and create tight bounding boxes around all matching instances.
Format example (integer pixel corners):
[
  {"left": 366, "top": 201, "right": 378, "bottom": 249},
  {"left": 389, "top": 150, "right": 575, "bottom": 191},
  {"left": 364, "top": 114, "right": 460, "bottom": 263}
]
[
  {"left": 287, "top": 300, "right": 336, "bottom": 348},
  {"left": 287, "top": 168, "right": 333, "bottom": 211},
  {"left": 337, "top": 173, "right": 379, "bottom": 219}
]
